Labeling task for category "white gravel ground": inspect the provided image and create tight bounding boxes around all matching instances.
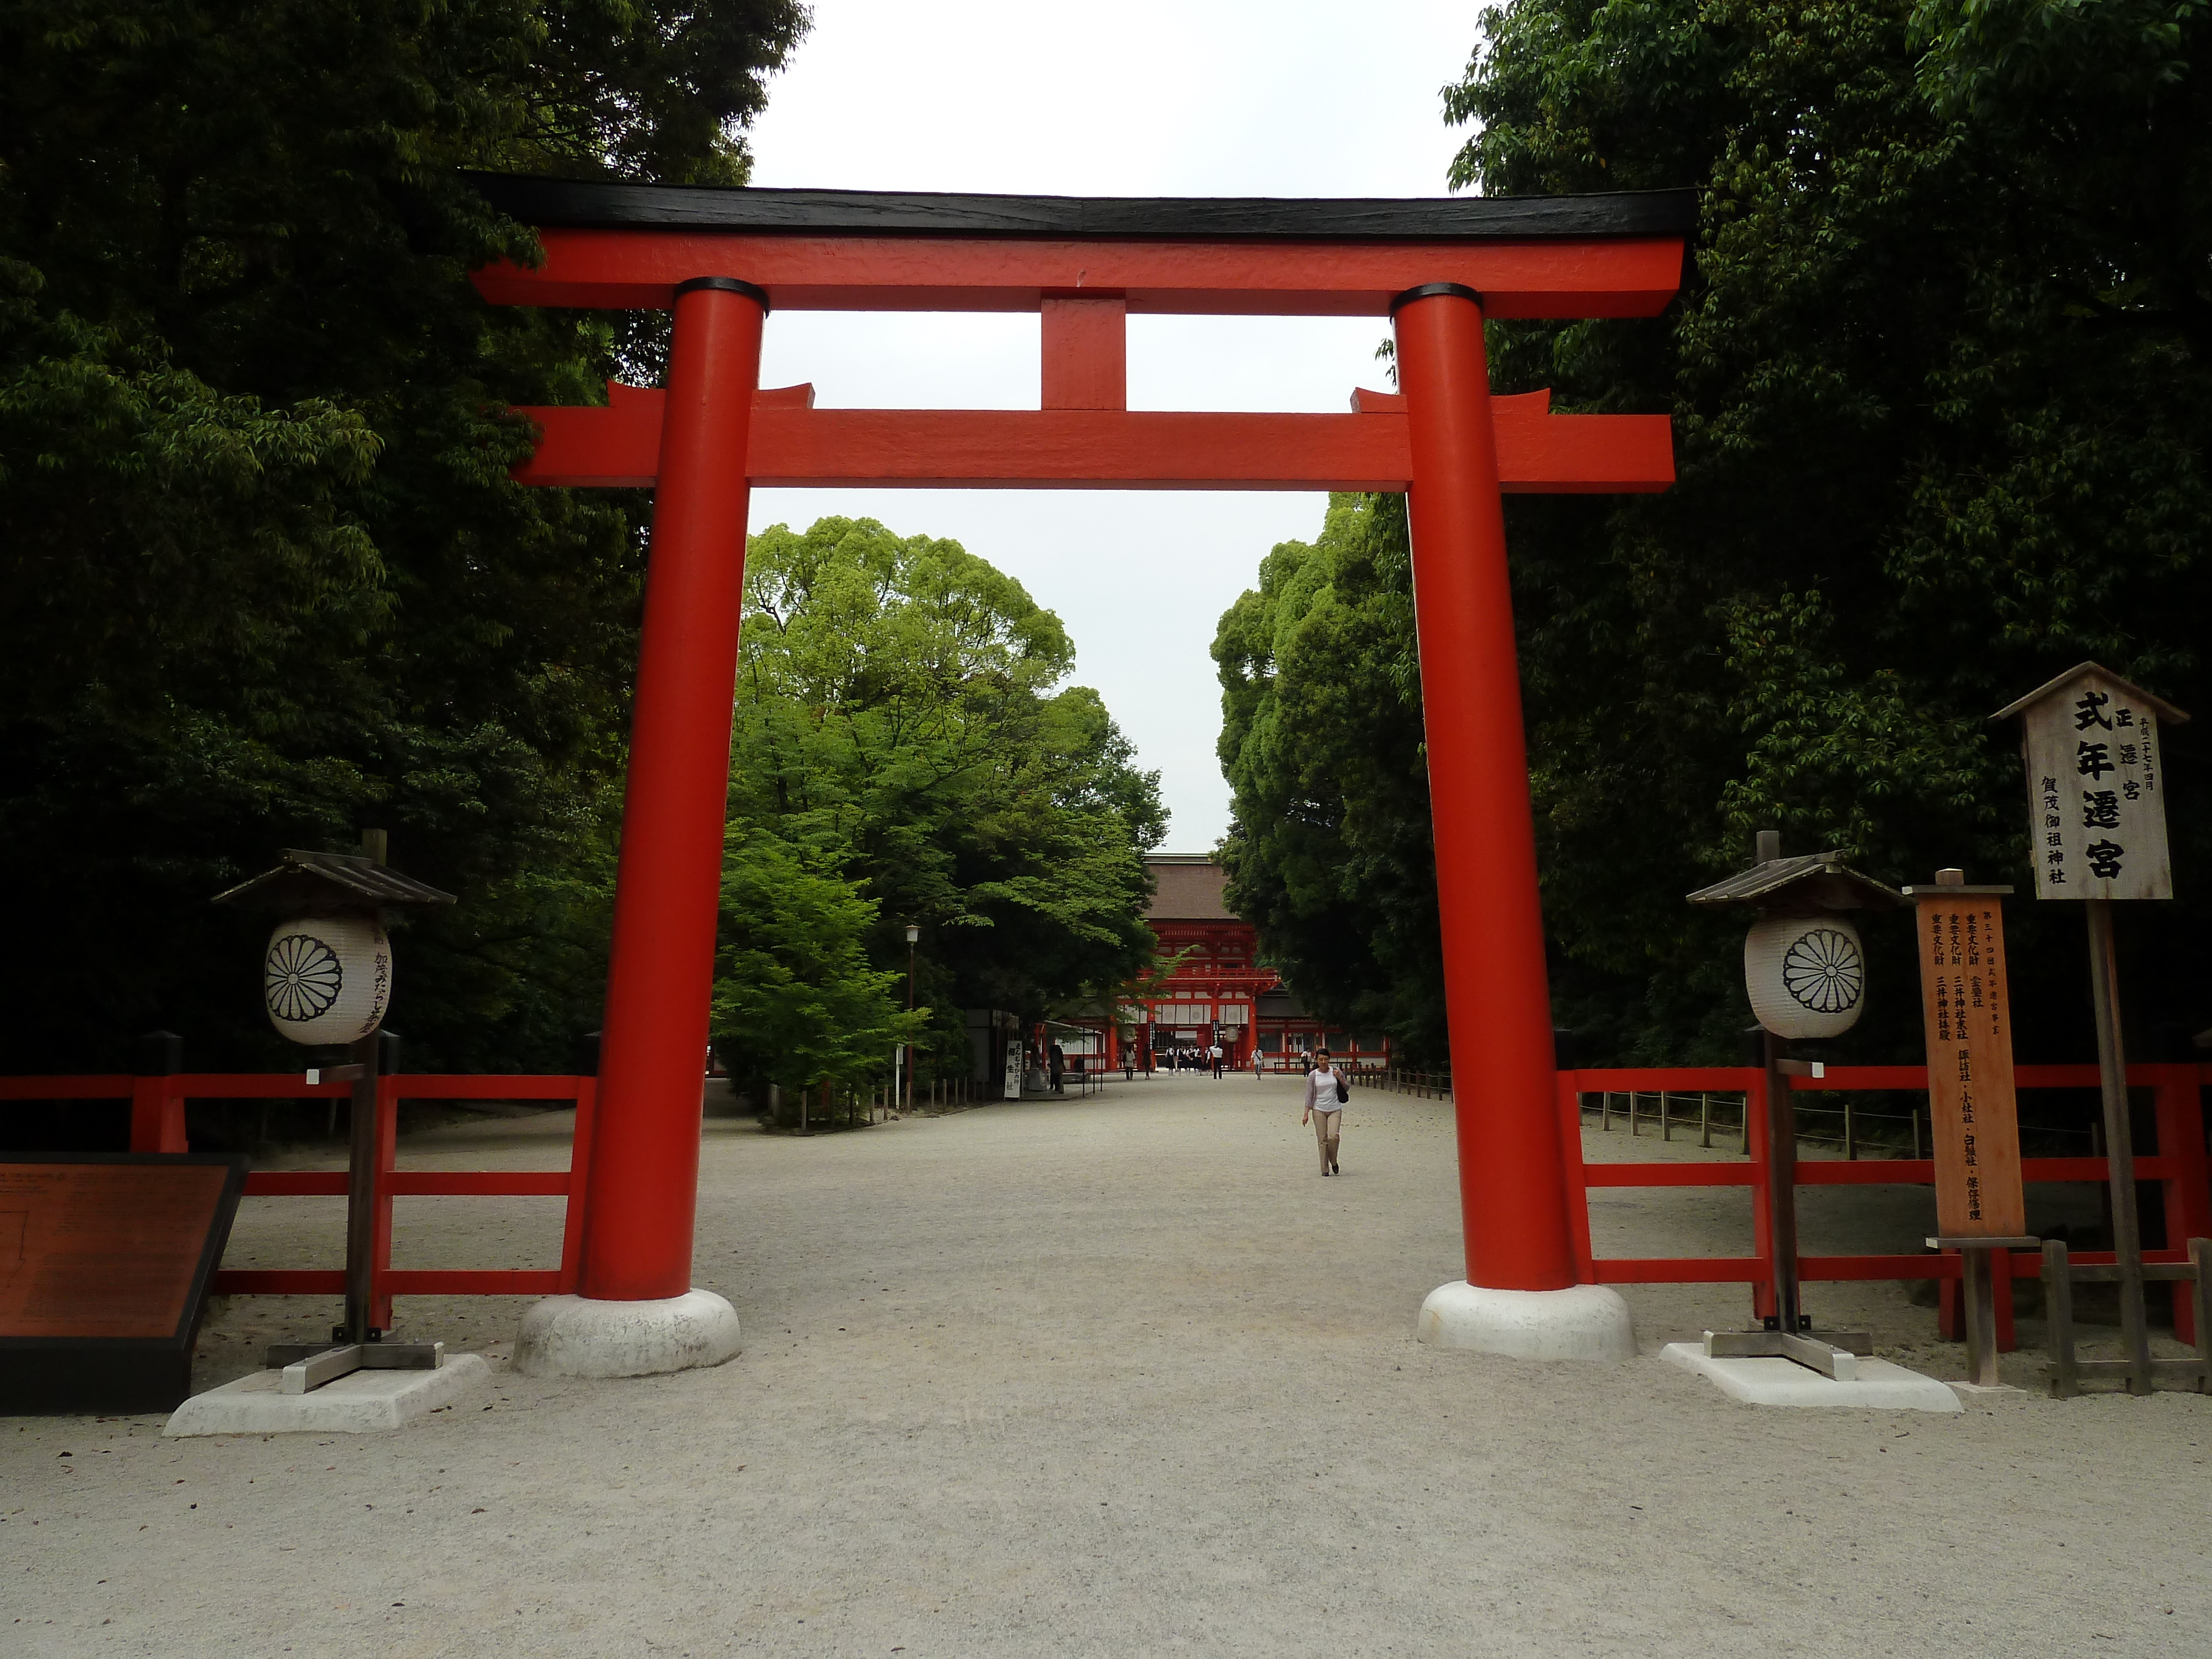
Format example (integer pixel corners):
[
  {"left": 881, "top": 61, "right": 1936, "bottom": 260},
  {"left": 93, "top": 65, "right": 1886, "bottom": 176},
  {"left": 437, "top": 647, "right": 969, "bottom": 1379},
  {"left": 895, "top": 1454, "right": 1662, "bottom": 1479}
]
[{"left": 4, "top": 1071, "right": 2208, "bottom": 1658}]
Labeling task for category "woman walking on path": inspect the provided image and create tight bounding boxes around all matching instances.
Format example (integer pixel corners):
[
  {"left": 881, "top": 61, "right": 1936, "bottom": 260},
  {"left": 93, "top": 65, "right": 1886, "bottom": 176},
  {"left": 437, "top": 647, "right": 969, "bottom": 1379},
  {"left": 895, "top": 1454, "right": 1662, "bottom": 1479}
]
[{"left": 1301, "top": 1048, "right": 1347, "bottom": 1176}]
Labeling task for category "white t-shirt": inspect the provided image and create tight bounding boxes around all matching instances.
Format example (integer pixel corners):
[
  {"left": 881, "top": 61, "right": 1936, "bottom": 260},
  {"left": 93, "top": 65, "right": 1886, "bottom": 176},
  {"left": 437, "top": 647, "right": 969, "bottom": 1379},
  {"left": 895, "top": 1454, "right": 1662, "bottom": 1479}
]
[{"left": 1304, "top": 1066, "right": 1344, "bottom": 1115}]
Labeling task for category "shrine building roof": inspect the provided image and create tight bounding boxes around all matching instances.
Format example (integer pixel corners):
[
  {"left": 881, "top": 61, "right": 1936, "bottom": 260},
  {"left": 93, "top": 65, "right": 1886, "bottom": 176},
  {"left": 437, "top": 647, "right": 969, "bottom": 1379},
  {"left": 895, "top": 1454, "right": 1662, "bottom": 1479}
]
[{"left": 1145, "top": 855, "right": 1237, "bottom": 922}]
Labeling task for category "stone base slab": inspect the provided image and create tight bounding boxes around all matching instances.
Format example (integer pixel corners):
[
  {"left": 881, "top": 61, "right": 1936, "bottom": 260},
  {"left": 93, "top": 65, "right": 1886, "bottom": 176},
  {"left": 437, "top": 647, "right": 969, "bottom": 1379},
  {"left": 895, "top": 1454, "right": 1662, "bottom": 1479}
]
[
  {"left": 164, "top": 1354, "right": 491, "bottom": 1436},
  {"left": 514, "top": 1290, "right": 742, "bottom": 1379},
  {"left": 1662, "top": 1341, "right": 1962, "bottom": 1411},
  {"left": 1417, "top": 1280, "right": 1637, "bottom": 1361}
]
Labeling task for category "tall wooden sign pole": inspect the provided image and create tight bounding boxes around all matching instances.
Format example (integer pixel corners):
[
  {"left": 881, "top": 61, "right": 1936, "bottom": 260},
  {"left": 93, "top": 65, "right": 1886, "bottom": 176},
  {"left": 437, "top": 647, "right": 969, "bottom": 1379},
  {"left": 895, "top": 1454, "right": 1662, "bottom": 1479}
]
[{"left": 1993, "top": 662, "right": 2191, "bottom": 1396}]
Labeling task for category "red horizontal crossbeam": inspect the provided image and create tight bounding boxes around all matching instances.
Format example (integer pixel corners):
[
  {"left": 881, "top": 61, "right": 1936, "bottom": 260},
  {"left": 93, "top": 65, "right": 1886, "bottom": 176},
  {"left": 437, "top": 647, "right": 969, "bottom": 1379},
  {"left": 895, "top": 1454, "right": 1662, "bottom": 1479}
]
[
  {"left": 0, "top": 1075, "right": 135, "bottom": 1099},
  {"left": 512, "top": 385, "right": 1673, "bottom": 493},
  {"left": 1564, "top": 1067, "right": 1760, "bottom": 1092},
  {"left": 1590, "top": 1258, "right": 1761, "bottom": 1284},
  {"left": 389, "top": 1075, "right": 591, "bottom": 1101},
  {"left": 1590, "top": 1250, "right": 2192, "bottom": 1286},
  {"left": 243, "top": 1171, "right": 572, "bottom": 1198},
  {"left": 1583, "top": 1164, "right": 1757, "bottom": 1188},
  {"left": 210, "top": 1268, "right": 563, "bottom": 1296},
  {"left": 0, "top": 1072, "right": 590, "bottom": 1102},
  {"left": 244, "top": 1171, "right": 347, "bottom": 1197},
  {"left": 474, "top": 229, "right": 1684, "bottom": 319},
  {"left": 211, "top": 1269, "right": 344, "bottom": 1295},
  {"left": 1577, "top": 1156, "right": 2177, "bottom": 1191},
  {"left": 1567, "top": 1062, "right": 2212, "bottom": 1092},
  {"left": 382, "top": 1270, "right": 564, "bottom": 1295}
]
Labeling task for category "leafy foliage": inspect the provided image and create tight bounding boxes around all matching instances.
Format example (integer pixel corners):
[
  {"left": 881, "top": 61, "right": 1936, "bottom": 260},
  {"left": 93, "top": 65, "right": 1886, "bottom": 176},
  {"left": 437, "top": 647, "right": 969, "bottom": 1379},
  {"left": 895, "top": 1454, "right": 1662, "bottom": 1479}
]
[
  {"left": 1221, "top": 0, "right": 2211, "bottom": 1064},
  {"left": 0, "top": 0, "right": 806, "bottom": 1072},
  {"left": 711, "top": 827, "right": 921, "bottom": 1098},
  {"left": 1213, "top": 495, "right": 1449, "bottom": 1059},
  {"left": 714, "top": 518, "right": 1165, "bottom": 1097}
]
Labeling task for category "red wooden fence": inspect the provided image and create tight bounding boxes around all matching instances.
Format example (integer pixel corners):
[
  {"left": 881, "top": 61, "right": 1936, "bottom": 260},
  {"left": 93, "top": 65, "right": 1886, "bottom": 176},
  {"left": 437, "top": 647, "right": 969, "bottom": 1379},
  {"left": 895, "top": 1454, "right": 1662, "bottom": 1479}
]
[
  {"left": 1560, "top": 1063, "right": 2212, "bottom": 1345},
  {"left": 0, "top": 1071, "right": 596, "bottom": 1326},
  {"left": 11, "top": 1061, "right": 2206, "bottom": 1343}
]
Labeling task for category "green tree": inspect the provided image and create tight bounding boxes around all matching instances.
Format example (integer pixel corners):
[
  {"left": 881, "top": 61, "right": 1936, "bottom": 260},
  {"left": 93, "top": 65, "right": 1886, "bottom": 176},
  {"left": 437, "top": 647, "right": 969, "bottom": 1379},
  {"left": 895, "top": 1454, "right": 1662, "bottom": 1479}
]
[
  {"left": 1222, "top": 0, "right": 2212, "bottom": 1066},
  {"left": 1213, "top": 494, "right": 1449, "bottom": 1060},
  {"left": 710, "top": 828, "right": 921, "bottom": 1101},
  {"left": 1462, "top": 0, "right": 2212, "bottom": 1061},
  {"left": 0, "top": 0, "right": 806, "bottom": 1073},
  {"left": 720, "top": 517, "right": 1165, "bottom": 1087}
]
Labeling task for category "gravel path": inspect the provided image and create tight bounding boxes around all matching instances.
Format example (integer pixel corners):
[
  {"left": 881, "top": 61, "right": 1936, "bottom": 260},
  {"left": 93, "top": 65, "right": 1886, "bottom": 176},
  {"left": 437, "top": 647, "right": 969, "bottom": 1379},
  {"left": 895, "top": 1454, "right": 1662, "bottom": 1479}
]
[{"left": 4, "top": 1072, "right": 2207, "bottom": 1657}]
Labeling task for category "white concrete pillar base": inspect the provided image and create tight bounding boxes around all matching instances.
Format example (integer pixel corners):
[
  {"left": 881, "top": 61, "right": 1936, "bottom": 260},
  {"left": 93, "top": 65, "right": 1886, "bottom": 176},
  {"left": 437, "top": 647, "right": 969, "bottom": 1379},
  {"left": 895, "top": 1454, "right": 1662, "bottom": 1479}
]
[
  {"left": 1417, "top": 1280, "right": 1635, "bottom": 1361},
  {"left": 514, "top": 1290, "right": 742, "bottom": 1379}
]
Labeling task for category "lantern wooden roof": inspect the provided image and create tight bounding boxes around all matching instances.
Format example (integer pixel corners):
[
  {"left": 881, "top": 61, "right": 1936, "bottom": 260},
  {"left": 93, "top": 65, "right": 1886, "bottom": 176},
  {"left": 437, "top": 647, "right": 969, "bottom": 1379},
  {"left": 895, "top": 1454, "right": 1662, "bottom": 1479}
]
[
  {"left": 1686, "top": 851, "right": 1906, "bottom": 912},
  {"left": 211, "top": 849, "right": 456, "bottom": 912}
]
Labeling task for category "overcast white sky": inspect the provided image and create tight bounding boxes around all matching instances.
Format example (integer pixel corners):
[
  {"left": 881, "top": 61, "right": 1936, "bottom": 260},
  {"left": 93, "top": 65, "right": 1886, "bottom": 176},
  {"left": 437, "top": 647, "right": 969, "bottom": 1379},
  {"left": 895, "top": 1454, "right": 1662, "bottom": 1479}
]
[{"left": 742, "top": 1, "right": 1482, "bottom": 849}]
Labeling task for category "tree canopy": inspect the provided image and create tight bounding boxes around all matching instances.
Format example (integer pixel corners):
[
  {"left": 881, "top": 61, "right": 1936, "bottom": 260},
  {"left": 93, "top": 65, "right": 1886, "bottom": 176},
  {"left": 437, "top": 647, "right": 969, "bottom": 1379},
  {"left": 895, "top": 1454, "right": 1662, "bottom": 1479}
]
[
  {"left": 1, "top": 0, "right": 806, "bottom": 1071},
  {"left": 713, "top": 517, "right": 1165, "bottom": 1098},
  {"left": 1219, "top": 0, "right": 2211, "bottom": 1065},
  {"left": 1213, "top": 494, "right": 1448, "bottom": 1060}
]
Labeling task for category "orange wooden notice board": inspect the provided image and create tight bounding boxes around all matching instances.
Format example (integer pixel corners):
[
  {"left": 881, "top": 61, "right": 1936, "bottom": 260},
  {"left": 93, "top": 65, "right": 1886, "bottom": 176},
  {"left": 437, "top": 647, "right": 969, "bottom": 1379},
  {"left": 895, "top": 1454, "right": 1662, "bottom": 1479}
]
[
  {"left": 0, "top": 1161, "right": 232, "bottom": 1337},
  {"left": 0, "top": 1154, "right": 245, "bottom": 1413},
  {"left": 1913, "top": 893, "right": 2027, "bottom": 1237}
]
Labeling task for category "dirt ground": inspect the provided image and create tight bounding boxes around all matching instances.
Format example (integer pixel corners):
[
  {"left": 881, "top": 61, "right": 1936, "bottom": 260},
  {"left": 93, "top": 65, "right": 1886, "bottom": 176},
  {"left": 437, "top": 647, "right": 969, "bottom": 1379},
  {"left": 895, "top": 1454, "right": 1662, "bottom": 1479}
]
[{"left": 4, "top": 1072, "right": 2208, "bottom": 1658}]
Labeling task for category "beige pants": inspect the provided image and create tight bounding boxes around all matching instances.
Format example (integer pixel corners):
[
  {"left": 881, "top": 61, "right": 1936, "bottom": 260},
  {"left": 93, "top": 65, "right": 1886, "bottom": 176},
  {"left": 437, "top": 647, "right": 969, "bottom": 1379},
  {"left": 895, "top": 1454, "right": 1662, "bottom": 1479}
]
[{"left": 1311, "top": 1108, "right": 1341, "bottom": 1171}]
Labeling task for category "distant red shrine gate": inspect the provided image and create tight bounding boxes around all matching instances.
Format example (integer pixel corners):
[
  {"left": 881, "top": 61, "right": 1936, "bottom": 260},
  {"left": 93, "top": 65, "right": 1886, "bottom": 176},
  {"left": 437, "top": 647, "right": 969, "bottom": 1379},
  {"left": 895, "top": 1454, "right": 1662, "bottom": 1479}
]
[
  {"left": 471, "top": 174, "right": 1692, "bottom": 1307},
  {"left": 1129, "top": 854, "right": 1383, "bottom": 1073}
]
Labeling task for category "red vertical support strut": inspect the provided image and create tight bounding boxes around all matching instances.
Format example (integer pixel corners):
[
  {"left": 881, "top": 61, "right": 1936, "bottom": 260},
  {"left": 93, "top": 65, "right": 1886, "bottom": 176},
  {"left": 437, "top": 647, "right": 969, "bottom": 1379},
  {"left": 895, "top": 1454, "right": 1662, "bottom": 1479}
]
[
  {"left": 581, "top": 276, "right": 766, "bottom": 1301},
  {"left": 1392, "top": 283, "right": 1577, "bottom": 1292}
]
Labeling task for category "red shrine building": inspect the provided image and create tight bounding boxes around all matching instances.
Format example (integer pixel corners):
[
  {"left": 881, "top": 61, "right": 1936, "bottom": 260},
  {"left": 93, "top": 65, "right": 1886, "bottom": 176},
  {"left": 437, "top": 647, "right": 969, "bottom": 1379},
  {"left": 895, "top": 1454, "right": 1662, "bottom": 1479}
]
[{"left": 1137, "top": 854, "right": 1389, "bottom": 1071}]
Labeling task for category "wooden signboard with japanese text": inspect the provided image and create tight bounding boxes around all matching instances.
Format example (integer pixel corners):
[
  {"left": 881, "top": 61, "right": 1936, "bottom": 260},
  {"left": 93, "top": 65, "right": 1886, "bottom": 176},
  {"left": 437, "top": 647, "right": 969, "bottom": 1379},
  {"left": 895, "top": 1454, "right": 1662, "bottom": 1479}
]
[
  {"left": 2018, "top": 669, "right": 2174, "bottom": 901},
  {"left": 0, "top": 1154, "right": 246, "bottom": 1413},
  {"left": 1913, "top": 895, "right": 2027, "bottom": 1238}
]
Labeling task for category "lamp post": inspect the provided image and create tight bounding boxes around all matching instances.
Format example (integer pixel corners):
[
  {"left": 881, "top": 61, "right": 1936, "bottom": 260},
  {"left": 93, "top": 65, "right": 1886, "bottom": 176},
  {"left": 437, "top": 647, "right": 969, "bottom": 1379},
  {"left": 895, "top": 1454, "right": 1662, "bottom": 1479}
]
[
  {"left": 904, "top": 924, "right": 919, "bottom": 1115},
  {"left": 211, "top": 832, "right": 454, "bottom": 1389},
  {"left": 1686, "top": 830, "right": 1903, "bottom": 1376}
]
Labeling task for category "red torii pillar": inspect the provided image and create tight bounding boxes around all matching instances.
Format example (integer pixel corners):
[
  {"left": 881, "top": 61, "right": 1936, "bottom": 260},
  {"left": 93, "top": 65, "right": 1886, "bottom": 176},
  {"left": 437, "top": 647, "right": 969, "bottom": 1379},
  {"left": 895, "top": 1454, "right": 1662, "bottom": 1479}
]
[{"left": 473, "top": 176, "right": 1686, "bottom": 1374}]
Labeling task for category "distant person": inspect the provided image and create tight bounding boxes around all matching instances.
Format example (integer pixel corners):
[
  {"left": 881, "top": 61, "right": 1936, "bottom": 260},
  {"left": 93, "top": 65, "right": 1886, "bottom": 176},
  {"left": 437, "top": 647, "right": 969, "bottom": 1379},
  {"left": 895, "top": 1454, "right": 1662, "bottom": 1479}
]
[
  {"left": 1209, "top": 1043, "right": 1224, "bottom": 1078},
  {"left": 1250, "top": 1047, "right": 1265, "bottom": 1081},
  {"left": 1049, "top": 1041, "right": 1066, "bottom": 1094},
  {"left": 1123, "top": 1050, "right": 1136, "bottom": 1081},
  {"left": 1301, "top": 1048, "right": 1348, "bottom": 1176}
]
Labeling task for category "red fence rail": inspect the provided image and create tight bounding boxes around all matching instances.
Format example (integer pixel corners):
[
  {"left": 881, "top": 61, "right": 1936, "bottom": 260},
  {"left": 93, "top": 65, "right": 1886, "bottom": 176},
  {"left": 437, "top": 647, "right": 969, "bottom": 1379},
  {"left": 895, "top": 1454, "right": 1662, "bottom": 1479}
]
[
  {"left": 1558, "top": 1063, "right": 2212, "bottom": 1346},
  {"left": 14, "top": 1060, "right": 2208, "bottom": 1340},
  {"left": 0, "top": 1071, "right": 596, "bottom": 1322}
]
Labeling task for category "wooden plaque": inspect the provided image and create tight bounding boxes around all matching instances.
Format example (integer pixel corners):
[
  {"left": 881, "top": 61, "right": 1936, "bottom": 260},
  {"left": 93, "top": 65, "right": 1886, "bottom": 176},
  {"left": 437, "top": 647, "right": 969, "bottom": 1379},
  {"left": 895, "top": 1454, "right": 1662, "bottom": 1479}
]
[
  {"left": 0, "top": 1154, "right": 247, "bottom": 1413},
  {"left": 1912, "top": 895, "right": 2027, "bottom": 1237},
  {"left": 1999, "top": 664, "right": 2184, "bottom": 901}
]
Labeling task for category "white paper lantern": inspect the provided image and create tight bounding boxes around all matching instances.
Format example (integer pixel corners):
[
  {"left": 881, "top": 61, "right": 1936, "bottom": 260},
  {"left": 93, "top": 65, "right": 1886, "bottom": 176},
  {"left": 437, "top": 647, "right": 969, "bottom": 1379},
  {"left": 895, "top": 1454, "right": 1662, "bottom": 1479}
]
[
  {"left": 1743, "top": 911, "right": 1865, "bottom": 1040},
  {"left": 263, "top": 914, "right": 391, "bottom": 1045}
]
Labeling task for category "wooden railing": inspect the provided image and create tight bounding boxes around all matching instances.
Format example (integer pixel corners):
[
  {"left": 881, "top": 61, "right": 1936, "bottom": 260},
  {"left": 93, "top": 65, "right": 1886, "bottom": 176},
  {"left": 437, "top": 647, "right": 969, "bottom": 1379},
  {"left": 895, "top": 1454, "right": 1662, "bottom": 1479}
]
[{"left": 1, "top": 1071, "right": 594, "bottom": 1323}]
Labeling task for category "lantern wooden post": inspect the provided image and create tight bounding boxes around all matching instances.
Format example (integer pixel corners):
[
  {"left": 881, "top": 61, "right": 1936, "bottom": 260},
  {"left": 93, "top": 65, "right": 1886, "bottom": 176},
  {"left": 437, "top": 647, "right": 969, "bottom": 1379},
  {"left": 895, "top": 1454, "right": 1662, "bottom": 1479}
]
[
  {"left": 1687, "top": 836, "right": 1903, "bottom": 1375},
  {"left": 209, "top": 836, "right": 452, "bottom": 1386}
]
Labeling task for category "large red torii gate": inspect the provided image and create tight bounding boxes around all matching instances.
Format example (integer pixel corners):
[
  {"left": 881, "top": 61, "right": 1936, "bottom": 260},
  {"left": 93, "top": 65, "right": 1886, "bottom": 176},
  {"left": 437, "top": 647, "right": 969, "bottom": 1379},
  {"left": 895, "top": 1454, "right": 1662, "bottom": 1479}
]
[{"left": 472, "top": 175, "right": 1693, "bottom": 1372}]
